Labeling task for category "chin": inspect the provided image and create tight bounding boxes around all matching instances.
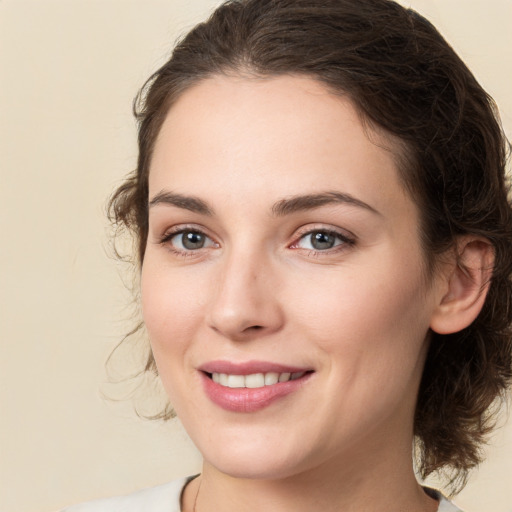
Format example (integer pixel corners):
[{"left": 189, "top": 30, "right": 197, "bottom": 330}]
[
  {"left": 204, "top": 454, "right": 306, "bottom": 481},
  {"left": 196, "top": 431, "right": 318, "bottom": 481}
]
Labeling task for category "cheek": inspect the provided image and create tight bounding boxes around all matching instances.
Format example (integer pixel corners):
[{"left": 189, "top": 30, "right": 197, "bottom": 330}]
[
  {"left": 290, "top": 255, "right": 432, "bottom": 370},
  {"left": 140, "top": 260, "right": 208, "bottom": 414},
  {"left": 140, "top": 258, "right": 205, "bottom": 360},
  {"left": 288, "top": 258, "right": 433, "bottom": 440}
]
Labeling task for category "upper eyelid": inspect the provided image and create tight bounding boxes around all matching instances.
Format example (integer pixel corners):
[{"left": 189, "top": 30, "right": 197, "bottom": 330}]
[
  {"left": 159, "top": 224, "right": 212, "bottom": 239},
  {"left": 292, "top": 224, "right": 356, "bottom": 240},
  {"left": 156, "top": 227, "right": 216, "bottom": 252},
  {"left": 158, "top": 226, "right": 218, "bottom": 255},
  {"left": 155, "top": 222, "right": 356, "bottom": 246}
]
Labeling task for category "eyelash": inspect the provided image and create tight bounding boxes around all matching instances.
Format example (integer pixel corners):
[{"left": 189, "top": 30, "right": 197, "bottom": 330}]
[
  {"left": 290, "top": 227, "right": 356, "bottom": 255},
  {"left": 158, "top": 225, "right": 217, "bottom": 257},
  {"left": 158, "top": 225, "right": 356, "bottom": 258}
]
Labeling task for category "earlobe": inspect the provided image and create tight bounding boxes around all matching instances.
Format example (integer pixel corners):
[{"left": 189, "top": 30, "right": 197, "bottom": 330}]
[{"left": 430, "top": 238, "right": 494, "bottom": 335}]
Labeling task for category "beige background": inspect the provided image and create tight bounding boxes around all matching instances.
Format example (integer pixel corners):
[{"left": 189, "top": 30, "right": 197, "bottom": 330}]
[{"left": 1, "top": 1, "right": 511, "bottom": 511}]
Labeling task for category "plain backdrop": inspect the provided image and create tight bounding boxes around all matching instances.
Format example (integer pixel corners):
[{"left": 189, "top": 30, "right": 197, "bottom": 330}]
[{"left": 1, "top": 1, "right": 511, "bottom": 511}]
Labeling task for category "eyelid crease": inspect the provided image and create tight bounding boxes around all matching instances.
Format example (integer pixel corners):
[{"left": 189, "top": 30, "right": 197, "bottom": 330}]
[
  {"left": 158, "top": 225, "right": 214, "bottom": 244},
  {"left": 292, "top": 223, "right": 356, "bottom": 242}
]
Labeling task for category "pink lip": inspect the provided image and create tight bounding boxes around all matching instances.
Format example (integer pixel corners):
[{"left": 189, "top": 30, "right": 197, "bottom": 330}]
[
  {"left": 198, "top": 360, "right": 313, "bottom": 413},
  {"left": 199, "top": 360, "right": 309, "bottom": 375}
]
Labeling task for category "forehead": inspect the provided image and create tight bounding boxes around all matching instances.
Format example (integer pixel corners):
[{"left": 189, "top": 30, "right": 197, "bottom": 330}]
[{"left": 149, "top": 74, "right": 413, "bottom": 218}]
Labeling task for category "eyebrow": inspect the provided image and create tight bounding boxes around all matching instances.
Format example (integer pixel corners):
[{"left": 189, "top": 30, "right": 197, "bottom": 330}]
[
  {"left": 271, "top": 191, "right": 380, "bottom": 217},
  {"left": 148, "top": 190, "right": 379, "bottom": 217},
  {"left": 149, "top": 191, "right": 213, "bottom": 215}
]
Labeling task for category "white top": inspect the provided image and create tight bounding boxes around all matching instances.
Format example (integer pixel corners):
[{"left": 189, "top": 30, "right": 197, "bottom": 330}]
[
  {"left": 60, "top": 477, "right": 463, "bottom": 512},
  {"left": 60, "top": 478, "right": 187, "bottom": 512}
]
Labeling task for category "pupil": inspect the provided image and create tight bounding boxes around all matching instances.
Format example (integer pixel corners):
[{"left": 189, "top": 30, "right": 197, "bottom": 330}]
[
  {"left": 183, "top": 231, "right": 204, "bottom": 249},
  {"left": 312, "top": 231, "right": 334, "bottom": 250}
]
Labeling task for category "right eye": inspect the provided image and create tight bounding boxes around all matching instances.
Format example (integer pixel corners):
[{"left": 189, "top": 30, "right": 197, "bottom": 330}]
[{"left": 165, "top": 229, "right": 216, "bottom": 251}]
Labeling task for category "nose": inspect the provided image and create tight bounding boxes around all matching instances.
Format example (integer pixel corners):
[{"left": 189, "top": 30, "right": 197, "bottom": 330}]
[{"left": 206, "top": 249, "right": 285, "bottom": 341}]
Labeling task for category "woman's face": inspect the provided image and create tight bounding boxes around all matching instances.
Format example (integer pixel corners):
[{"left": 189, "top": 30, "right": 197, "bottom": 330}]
[{"left": 142, "top": 75, "right": 444, "bottom": 480}]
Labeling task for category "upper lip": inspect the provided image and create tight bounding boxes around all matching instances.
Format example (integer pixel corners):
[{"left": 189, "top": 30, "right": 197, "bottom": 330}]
[{"left": 198, "top": 360, "right": 313, "bottom": 375}]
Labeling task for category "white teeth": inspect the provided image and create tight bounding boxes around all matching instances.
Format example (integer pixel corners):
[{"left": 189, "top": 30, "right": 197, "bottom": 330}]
[
  {"left": 227, "top": 374, "right": 245, "bottom": 388},
  {"left": 264, "top": 372, "right": 279, "bottom": 385},
  {"left": 245, "top": 373, "right": 265, "bottom": 388},
  {"left": 211, "top": 371, "right": 307, "bottom": 388}
]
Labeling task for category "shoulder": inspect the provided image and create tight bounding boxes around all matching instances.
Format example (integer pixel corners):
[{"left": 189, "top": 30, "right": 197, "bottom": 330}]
[
  {"left": 59, "top": 477, "right": 190, "bottom": 512},
  {"left": 438, "top": 497, "right": 465, "bottom": 512},
  {"left": 424, "top": 487, "right": 464, "bottom": 512}
]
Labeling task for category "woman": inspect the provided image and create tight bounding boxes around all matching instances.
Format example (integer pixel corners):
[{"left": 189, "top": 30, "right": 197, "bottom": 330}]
[{"left": 63, "top": 0, "right": 512, "bottom": 510}]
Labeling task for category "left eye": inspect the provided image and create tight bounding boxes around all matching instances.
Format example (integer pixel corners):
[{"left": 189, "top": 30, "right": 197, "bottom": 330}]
[
  {"left": 169, "top": 230, "right": 215, "bottom": 250},
  {"left": 296, "top": 230, "right": 347, "bottom": 251}
]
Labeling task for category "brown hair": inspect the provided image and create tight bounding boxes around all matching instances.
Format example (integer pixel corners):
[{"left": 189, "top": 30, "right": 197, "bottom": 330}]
[{"left": 109, "top": 0, "right": 512, "bottom": 492}]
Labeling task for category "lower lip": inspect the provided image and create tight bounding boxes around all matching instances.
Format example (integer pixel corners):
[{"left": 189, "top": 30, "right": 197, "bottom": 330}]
[{"left": 201, "top": 372, "right": 312, "bottom": 413}]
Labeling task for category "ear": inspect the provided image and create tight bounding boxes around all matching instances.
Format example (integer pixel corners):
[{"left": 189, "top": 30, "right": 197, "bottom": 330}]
[{"left": 430, "top": 237, "right": 494, "bottom": 335}]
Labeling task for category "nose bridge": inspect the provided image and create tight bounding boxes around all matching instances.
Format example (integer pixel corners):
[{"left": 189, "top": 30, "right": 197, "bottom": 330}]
[{"left": 207, "top": 241, "right": 283, "bottom": 339}]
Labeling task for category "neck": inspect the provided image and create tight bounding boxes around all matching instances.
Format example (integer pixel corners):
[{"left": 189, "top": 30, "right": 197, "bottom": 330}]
[{"left": 183, "top": 438, "right": 438, "bottom": 512}]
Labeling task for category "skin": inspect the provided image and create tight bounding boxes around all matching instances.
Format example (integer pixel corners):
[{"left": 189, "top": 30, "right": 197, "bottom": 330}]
[{"left": 142, "top": 74, "right": 449, "bottom": 512}]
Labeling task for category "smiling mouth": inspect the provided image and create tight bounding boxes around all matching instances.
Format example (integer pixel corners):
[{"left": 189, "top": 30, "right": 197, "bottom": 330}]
[
  {"left": 208, "top": 371, "right": 309, "bottom": 389},
  {"left": 201, "top": 366, "right": 314, "bottom": 412}
]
